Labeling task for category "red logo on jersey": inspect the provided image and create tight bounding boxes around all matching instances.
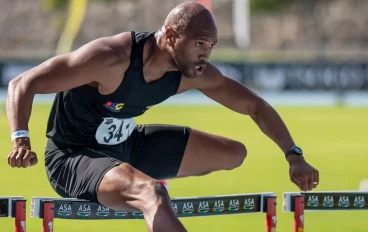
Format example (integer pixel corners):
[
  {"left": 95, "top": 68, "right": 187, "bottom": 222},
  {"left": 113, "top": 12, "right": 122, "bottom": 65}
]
[{"left": 104, "top": 102, "right": 124, "bottom": 112}]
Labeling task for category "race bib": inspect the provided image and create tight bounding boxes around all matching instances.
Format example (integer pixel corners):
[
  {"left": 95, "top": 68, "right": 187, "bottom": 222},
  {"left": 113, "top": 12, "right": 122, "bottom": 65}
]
[{"left": 95, "top": 117, "right": 136, "bottom": 145}]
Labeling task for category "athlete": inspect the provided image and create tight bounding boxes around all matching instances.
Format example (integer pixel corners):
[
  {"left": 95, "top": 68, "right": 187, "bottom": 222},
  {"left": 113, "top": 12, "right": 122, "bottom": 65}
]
[{"left": 6, "top": 2, "right": 319, "bottom": 232}]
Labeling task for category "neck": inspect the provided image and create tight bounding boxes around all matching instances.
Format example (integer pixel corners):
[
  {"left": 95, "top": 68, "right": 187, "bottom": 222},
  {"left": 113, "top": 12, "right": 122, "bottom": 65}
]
[{"left": 144, "top": 29, "right": 178, "bottom": 73}]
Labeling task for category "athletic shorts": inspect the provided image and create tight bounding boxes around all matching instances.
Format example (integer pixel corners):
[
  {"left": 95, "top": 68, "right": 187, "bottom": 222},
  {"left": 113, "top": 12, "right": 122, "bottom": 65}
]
[{"left": 44, "top": 124, "right": 191, "bottom": 204}]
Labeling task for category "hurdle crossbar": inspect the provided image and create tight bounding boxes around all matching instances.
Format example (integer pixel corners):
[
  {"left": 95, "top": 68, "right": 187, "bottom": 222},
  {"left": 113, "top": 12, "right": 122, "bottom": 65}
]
[
  {"left": 32, "top": 192, "right": 277, "bottom": 232},
  {"left": 0, "top": 196, "right": 26, "bottom": 232},
  {"left": 283, "top": 190, "right": 368, "bottom": 232}
]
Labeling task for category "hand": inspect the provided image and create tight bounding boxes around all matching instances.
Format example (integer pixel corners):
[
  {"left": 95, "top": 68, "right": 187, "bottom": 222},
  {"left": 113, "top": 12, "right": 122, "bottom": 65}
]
[
  {"left": 7, "top": 147, "right": 38, "bottom": 168},
  {"left": 288, "top": 155, "right": 319, "bottom": 191}
]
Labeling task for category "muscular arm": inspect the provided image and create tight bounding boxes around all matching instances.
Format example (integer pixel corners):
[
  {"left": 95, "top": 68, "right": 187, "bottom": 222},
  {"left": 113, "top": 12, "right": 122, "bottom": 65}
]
[
  {"left": 6, "top": 33, "right": 132, "bottom": 148},
  {"left": 186, "top": 62, "right": 297, "bottom": 161}
]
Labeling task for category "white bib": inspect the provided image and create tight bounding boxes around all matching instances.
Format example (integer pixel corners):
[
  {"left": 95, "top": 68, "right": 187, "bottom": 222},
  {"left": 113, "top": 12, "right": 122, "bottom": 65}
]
[{"left": 95, "top": 117, "right": 136, "bottom": 145}]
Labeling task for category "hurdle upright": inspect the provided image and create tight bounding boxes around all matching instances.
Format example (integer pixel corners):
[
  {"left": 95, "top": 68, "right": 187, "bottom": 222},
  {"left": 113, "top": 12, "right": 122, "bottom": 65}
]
[
  {"left": 31, "top": 192, "right": 277, "bottom": 232},
  {"left": 0, "top": 196, "right": 26, "bottom": 232}
]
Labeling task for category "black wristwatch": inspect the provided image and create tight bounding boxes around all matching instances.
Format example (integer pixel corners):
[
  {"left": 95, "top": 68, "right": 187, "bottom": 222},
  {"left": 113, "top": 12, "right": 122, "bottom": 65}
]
[{"left": 285, "top": 145, "right": 303, "bottom": 159}]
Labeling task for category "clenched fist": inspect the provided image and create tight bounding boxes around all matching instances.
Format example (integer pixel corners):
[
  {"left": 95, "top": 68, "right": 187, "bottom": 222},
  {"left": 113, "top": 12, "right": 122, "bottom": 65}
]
[
  {"left": 288, "top": 156, "right": 319, "bottom": 191},
  {"left": 7, "top": 147, "right": 38, "bottom": 168}
]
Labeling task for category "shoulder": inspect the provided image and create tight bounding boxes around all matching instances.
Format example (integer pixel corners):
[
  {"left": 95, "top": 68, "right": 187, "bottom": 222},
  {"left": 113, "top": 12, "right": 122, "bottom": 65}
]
[{"left": 69, "top": 32, "right": 133, "bottom": 68}]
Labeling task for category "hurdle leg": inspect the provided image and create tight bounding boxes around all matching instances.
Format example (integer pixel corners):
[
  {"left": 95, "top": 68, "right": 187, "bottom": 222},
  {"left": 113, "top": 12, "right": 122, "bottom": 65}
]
[
  {"left": 14, "top": 200, "right": 26, "bottom": 232},
  {"left": 294, "top": 196, "right": 304, "bottom": 232},
  {"left": 265, "top": 196, "right": 277, "bottom": 232},
  {"left": 43, "top": 201, "right": 55, "bottom": 232}
]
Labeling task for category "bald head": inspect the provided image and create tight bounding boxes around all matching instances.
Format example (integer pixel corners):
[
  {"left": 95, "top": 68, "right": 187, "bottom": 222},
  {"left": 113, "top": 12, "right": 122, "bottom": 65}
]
[
  {"left": 164, "top": 2, "right": 216, "bottom": 34},
  {"left": 158, "top": 2, "right": 218, "bottom": 79}
]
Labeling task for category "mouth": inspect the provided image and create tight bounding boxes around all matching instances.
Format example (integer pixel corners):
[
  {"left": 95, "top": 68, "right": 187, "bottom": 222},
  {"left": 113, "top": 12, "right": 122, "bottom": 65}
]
[{"left": 194, "top": 64, "right": 206, "bottom": 75}]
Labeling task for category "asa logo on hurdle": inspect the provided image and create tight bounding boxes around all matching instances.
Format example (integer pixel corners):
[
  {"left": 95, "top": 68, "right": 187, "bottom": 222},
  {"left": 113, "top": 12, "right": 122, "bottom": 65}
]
[
  {"left": 322, "top": 196, "right": 334, "bottom": 207},
  {"left": 57, "top": 204, "right": 72, "bottom": 216},
  {"left": 96, "top": 206, "right": 110, "bottom": 217},
  {"left": 213, "top": 200, "right": 225, "bottom": 212},
  {"left": 306, "top": 195, "right": 319, "bottom": 207},
  {"left": 243, "top": 197, "right": 255, "bottom": 211},
  {"left": 77, "top": 205, "right": 92, "bottom": 217},
  {"left": 197, "top": 201, "right": 210, "bottom": 213},
  {"left": 181, "top": 202, "right": 194, "bottom": 214},
  {"left": 353, "top": 196, "right": 366, "bottom": 208}
]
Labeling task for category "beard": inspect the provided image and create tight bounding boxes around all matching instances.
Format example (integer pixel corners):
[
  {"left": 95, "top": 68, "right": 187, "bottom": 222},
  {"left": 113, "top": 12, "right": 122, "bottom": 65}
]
[{"left": 171, "top": 56, "right": 198, "bottom": 79}]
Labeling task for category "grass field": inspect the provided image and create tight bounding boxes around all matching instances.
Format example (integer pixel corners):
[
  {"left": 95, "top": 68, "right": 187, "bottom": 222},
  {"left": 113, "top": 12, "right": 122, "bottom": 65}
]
[{"left": 0, "top": 104, "right": 367, "bottom": 232}]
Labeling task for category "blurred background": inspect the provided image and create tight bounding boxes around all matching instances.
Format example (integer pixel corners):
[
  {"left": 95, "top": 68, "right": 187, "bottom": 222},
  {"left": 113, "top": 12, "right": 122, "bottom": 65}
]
[
  {"left": 0, "top": 0, "right": 367, "bottom": 106},
  {"left": 0, "top": 0, "right": 367, "bottom": 232}
]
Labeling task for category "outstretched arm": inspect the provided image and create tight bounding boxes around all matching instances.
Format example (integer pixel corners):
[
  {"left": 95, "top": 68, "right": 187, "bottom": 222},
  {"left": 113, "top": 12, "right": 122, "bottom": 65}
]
[
  {"left": 189, "top": 62, "right": 295, "bottom": 156},
  {"left": 185, "top": 62, "right": 319, "bottom": 191}
]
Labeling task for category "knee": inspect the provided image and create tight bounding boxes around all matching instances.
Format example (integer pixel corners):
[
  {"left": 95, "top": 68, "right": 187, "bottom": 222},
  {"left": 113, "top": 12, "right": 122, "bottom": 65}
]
[
  {"left": 114, "top": 178, "right": 170, "bottom": 214},
  {"left": 133, "top": 180, "right": 170, "bottom": 212},
  {"left": 99, "top": 163, "right": 170, "bottom": 212},
  {"left": 226, "top": 141, "right": 247, "bottom": 170}
]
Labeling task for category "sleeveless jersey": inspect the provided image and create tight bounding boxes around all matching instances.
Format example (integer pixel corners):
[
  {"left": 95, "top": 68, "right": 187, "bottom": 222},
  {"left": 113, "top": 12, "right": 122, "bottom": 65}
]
[{"left": 45, "top": 31, "right": 182, "bottom": 148}]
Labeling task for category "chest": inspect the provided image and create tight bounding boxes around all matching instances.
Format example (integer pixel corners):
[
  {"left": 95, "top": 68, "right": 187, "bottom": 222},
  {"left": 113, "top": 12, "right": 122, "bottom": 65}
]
[{"left": 85, "top": 69, "right": 181, "bottom": 118}]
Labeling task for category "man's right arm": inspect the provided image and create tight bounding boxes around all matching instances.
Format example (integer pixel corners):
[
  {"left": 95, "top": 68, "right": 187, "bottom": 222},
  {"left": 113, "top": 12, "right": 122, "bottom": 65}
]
[{"left": 6, "top": 33, "right": 131, "bottom": 165}]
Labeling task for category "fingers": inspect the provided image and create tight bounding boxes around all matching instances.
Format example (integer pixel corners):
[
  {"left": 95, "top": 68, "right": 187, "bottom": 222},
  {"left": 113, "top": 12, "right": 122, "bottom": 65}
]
[
  {"left": 290, "top": 175, "right": 303, "bottom": 190},
  {"left": 300, "top": 176, "right": 309, "bottom": 192},
  {"left": 297, "top": 171, "right": 319, "bottom": 192},
  {"left": 29, "top": 156, "right": 38, "bottom": 167},
  {"left": 8, "top": 150, "right": 18, "bottom": 167},
  {"left": 15, "top": 149, "right": 26, "bottom": 168},
  {"left": 23, "top": 150, "right": 36, "bottom": 168},
  {"left": 7, "top": 148, "right": 37, "bottom": 168},
  {"left": 308, "top": 171, "right": 314, "bottom": 191},
  {"left": 8, "top": 153, "right": 12, "bottom": 167},
  {"left": 313, "top": 169, "right": 319, "bottom": 188}
]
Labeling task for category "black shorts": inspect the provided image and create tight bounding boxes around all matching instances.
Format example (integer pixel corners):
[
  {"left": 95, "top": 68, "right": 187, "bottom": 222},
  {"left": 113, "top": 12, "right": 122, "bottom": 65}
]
[{"left": 44, "top": 124, "right": 191, "bottom": 204}]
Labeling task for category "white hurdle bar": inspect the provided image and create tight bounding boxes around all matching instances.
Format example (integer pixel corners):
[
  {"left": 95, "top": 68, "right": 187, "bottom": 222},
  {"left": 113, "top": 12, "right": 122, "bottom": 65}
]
[
  {"left": 31, "top": 192, "right": 277, "bottom": 232},
  {"left": 0, "top": 196, "right": 26, "bottom": 232},
  {"left": 283, "top": 190, "right": 368, "bottom": 232}
]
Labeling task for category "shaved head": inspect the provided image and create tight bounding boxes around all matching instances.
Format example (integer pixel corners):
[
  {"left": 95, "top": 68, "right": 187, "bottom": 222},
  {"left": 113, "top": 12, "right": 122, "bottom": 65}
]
[
  {"left": 164, "top": 2, "right": 216, "bottom": 35},
  {"left": 159, "top": 2, "right": 218, "bottom": 78}
]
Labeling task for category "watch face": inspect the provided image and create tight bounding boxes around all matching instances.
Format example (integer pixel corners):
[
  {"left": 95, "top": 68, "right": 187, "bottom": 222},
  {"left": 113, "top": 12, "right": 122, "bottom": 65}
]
[{"left": 293, "top": 146, "right": 302, "bottom": 154}]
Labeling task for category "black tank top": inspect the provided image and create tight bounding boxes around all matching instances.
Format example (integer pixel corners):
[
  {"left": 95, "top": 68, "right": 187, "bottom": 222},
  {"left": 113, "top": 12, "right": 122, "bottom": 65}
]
[{"left": 45, "top": 31, "right": 181, "bottom": 149}]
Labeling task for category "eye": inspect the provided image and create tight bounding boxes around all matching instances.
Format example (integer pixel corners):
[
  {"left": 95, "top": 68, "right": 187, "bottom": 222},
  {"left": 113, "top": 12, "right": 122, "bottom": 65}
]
[{"left": 196, "top": 42, "right": 204, "bottom": 47}]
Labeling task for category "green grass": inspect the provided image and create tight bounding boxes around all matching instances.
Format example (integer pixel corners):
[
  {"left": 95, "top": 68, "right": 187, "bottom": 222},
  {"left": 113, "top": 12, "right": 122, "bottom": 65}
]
[{"left": 1, "top": 105, "right": 368, "bottom": 231}]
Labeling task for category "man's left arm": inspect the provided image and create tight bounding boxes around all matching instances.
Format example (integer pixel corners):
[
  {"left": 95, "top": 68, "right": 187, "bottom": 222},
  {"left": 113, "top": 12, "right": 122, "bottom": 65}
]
[{"left": 189, "top": 63, "right": 319, "bottom": 191}]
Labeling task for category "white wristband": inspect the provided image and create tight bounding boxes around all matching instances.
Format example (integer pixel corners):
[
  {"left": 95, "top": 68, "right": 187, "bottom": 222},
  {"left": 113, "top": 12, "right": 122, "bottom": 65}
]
[{"left": 11, "top": 130, "right": 29, "bottom": 141}]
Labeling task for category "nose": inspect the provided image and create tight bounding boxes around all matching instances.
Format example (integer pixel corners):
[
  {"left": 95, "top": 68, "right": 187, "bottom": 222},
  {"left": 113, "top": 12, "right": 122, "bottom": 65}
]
[
  {"left": 198, "top": 48, "right": 211, "bottom": 62},
  {"left": 198, "top": 55, "right": 208, "bottom": 64}
]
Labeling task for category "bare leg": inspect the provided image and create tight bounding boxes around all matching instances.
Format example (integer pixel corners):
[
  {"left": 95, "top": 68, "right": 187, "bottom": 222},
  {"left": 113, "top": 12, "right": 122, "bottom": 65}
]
[
  {"left": 96, "top": 129, "right": 246, "bottom": 231},
  {"left": 177, "top": 129, "right": 247, "bottom": 177},
  {"left": 97, "top": 163, "right": 187, "bottom": 232}
]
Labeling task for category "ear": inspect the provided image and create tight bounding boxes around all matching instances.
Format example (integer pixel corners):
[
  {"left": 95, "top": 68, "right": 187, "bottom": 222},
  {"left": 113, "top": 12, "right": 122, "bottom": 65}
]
[{"left": 165, "top": 27, "right": 178, "bottom": 46}]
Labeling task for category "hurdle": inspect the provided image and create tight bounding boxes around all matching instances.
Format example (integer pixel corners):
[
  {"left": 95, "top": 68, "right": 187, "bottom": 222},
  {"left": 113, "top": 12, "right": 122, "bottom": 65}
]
[
  {"left": 0, "top": 196, "right": 27, "bottom": 232},
  {"left": 31, "top": 192, "right": 276, "bottom": 232},
  {"left": 283, "top": 190, "right": 368, "bottom": 231}
]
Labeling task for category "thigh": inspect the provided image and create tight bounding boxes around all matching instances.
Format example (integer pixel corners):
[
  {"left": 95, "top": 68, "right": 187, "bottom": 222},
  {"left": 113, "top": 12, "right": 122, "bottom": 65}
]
[
  {"left": 128, "top": 124, "right": 191, "bottom": 180},
  {"left": 45, "top": 147, "right": 122, "bottom": 203},
  {"left": 176, "top": 129, "right": 247, "bottom": 177}
]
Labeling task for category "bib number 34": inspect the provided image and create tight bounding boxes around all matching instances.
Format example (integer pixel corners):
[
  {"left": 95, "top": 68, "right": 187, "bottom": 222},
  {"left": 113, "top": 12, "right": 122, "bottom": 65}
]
[{"left": 95, "top": 118, "right": 136, "bottom": 145}]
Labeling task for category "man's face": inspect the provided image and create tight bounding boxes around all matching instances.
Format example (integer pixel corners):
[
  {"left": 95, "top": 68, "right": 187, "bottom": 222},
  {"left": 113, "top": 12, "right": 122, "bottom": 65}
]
[{"left": 167, "top": 28, "right": 217, "bottom": 78}]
